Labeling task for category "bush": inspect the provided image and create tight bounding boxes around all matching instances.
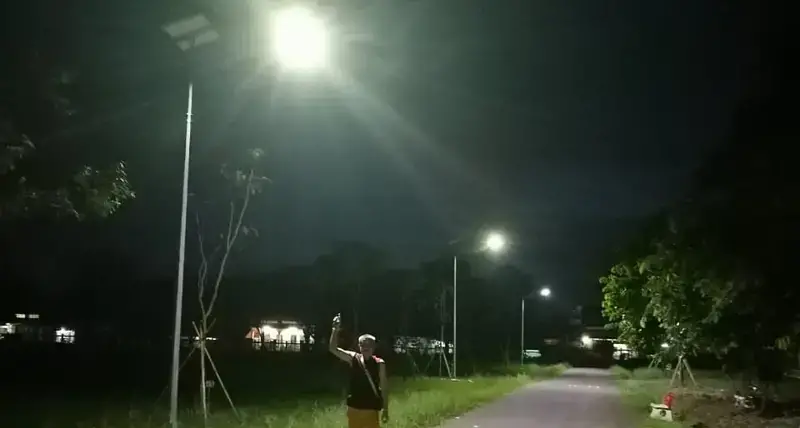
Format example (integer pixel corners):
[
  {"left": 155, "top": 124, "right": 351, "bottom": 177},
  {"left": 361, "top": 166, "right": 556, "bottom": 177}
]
[
  {"left": 610, "top": 365, "right": 666, "bottom": 380},
  {"left": 631, "top": 367, "right": 667, "bottom": 380},
  {"left": 522, "top": 363, "right": 570, "bottom": 379},
  {"left": 479, "top": 363, "right": 568, "bottom": 378},
  {"left": 610, "top": 365, "right": 633, "bottom": 379}
]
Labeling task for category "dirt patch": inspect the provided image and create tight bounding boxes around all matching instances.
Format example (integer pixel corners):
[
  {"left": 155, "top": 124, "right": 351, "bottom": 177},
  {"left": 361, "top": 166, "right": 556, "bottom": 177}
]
[{"left": 670, "top": 389, "right": 800, "bottom": 428}]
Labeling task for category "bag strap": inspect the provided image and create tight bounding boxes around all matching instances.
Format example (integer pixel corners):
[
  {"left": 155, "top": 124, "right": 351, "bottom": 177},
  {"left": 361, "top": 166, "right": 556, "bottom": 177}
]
[{"left": 356, "top": 354, "right": 380, "bottom": 399}]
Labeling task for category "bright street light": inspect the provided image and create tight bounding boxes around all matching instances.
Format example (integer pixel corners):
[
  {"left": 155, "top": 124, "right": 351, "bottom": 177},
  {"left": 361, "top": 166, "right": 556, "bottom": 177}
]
[
  {"left": 539, "top": 287, "right": 551, "bottom": 298},
  {"left": 270, "top": 6, "right": 329, "bottom": 71},
  {"left": 484, "top": 232, "right": 507, "bottom": 253}
]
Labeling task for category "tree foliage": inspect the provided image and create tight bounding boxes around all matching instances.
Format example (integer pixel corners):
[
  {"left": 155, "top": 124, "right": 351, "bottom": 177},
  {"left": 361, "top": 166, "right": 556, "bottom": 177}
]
[
  {"left": 194, "top": 148, "right": 270, "bottom": 326},
  {"left": 601, "top": 51, "right": 800, "bottom": 365},
  {"left": 191, "top": 148, "right": 269, "bottom": 420},
  {"left": 0, "top": 53, "right": 134, "bottom": 220}
]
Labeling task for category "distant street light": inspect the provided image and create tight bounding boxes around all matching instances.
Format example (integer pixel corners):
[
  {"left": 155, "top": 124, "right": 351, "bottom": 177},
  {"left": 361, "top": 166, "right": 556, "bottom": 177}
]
[
  {"left": 452, "top": 230, "right": 508, "bottom": 379},
  {"left": 521, "top": 286, "right": 552, "bottom": 364},
  {"left": 161, "top": 8, "right": 329, "bottom": 428}
]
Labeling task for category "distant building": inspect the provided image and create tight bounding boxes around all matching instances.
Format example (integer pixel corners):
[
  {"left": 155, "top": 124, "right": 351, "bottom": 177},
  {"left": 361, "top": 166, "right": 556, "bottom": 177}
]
[
  {"left": 1, "top": 312, "right": 76, "bottom": 344},
  {"left": 393, "top": 335, "right": 448, "bottom": 355},
  {"left": 245, "top": 319, "right": 313, "bottom": 352},
  {"left": 579, "top": 325, "right": 636, "bottom": 360}
]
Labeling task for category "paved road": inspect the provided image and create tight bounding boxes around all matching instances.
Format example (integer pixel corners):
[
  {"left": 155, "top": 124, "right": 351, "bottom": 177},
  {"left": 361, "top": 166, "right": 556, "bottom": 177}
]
[{"left": 440, "top": 368, "right": 629, "bottom": 428}]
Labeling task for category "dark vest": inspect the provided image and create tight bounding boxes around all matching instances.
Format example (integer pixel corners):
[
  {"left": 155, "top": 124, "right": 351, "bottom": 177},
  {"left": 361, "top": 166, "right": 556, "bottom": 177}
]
[{"left": 346, "top": 354, "right": 383, "bottom": 410}]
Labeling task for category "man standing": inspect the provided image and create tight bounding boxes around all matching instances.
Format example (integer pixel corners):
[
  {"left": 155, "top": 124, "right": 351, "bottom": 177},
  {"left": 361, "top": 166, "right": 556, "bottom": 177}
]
[{"left": 329, "top": 313, "right": 389, "bottom": 428}]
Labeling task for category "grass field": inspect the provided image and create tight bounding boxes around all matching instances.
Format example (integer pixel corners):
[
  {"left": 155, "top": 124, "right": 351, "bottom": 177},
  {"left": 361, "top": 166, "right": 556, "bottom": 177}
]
[
  {"left": 611, "top": 365, "right": 800, "bottom": 428},
  {"left": 14, "top": 363, "right": 567, "bottom": 428}
]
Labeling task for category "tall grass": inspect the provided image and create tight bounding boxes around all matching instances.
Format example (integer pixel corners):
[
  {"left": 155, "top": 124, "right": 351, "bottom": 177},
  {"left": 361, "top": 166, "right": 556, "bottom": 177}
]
[
  {"left": 609, "top": 365, "right": 678, "bottom": 428},
  {"left": 27, "top": 364, "right": 567, "bottom": 428},
  {"left": 610, "top": 366, "right": 665, "bottom": 380}
]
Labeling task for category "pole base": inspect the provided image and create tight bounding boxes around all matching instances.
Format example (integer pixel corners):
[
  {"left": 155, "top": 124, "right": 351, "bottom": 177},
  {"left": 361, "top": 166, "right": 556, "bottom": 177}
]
[{"left": 649, "top": 404, "right": 674, "bottom": 422}]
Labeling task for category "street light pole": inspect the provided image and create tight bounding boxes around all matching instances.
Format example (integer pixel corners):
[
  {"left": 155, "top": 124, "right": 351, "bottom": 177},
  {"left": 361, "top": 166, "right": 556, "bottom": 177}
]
[
  {"left": 519, "top": 287, "right": 551, "bottom": 367},
  {"left": 161, "top": 8, "right": 329, "bottom": 427},
  {"left": 452, "top": 254, "right": 458, "bottom": 379},
  {"left": 449, "top": 230, "right": 507, "bottom": 379},
  {"left": 520, "top": 298, "right": 525, "bottom": 365},
  {"left": 169, "top": 81, "right": 194, "bottom": 428}
]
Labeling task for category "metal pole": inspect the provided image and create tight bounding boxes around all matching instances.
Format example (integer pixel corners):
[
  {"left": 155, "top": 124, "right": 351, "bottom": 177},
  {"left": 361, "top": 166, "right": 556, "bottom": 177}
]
[
  {"left": 439, "top": 287, "right": 444, "bottom": 377},
  {"left": 169, "top": 81, "right": 193, "bottom": 428},
  {"left": 520, "top": 299, "right": 525, "bottom": 365},
  {"left": 452, "top": 255, "right": 457, "bottom": 379},
  {"left": 439, "top": 322, "right": 444, "bottom": 377}
]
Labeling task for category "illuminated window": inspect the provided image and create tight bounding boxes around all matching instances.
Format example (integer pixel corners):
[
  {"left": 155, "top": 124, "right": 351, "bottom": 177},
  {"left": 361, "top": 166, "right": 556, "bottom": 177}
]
[
  {"left": 55, "top": 327, "right": 76, "bottom": 344},
  {"left": 14, "top": 314, "right": 25, "bottom": 319},
  {"left": 28, "top": 314, "right": 40, "bottom": 319},
  {"left": 260, "top": 325, "right": 279, "bottom": 341}
]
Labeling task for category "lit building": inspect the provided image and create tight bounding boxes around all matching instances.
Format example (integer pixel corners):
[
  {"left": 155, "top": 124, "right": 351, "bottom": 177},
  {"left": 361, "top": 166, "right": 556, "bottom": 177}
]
[
  {"left": 55, "top": 327, "right": 76, "bottom": 344},
  {"left": 578, "top": 325, "right": 637, "bottom": 360},
  {"left": 393, "top": 335, "right": 448, "bottom": 355},
  {"left": 245, "top": 319, "right": 312, "bottom": 352},
  {"left": 1, "top": 313, "right": 76, "bottom": 344}
]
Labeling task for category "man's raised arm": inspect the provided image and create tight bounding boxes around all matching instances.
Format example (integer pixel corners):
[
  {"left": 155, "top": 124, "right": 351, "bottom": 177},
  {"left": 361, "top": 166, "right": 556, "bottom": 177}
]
[{"left": 329, "top": 314, "right": 355, "bottom": 363}]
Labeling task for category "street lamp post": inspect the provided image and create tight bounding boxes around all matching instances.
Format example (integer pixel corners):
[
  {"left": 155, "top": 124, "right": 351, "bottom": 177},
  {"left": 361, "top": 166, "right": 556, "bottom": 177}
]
[
  {"left": 161, "top": 8, "right": 330, "bottom": 428},
  {"left": 452, "top": 254, "right": 458, "bottom": 378},
  {"left": 161, "top": 14, "right": 219, "bottom": 428},
  {"left": 452, "top": 231, "right": 507, "bottom": 378},
  {"left": 520, "top": 287, "right": 551, "bottom": 365}
]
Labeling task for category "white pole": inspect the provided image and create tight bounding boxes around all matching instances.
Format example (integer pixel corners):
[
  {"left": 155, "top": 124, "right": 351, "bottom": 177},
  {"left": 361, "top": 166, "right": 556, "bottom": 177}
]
[
  {"left": 520, "top": 299, "right": 525, "bottom": 365},
  {"left": 439, "top": 286, "right": 444, "bottom": 377},
  {"left": 169, "top": 81, "right": 193, "bottom": 428},
  {"left": 452, "top": 255, "right": 457, "bottom": 379}
]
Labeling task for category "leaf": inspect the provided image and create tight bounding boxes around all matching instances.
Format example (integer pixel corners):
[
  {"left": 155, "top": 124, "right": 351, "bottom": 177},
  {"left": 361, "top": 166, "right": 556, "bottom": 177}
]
[{"left": 248, "top": 148, "right": 265, "bottom": 160}]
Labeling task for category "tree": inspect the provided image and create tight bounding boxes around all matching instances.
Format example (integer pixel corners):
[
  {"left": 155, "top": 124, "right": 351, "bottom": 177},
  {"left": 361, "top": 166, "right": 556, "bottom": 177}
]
[
  {"left": 601, "top": 86, "right": 800, "bottom": 372},
  {"left": 1, "top": 52, "right": 134, "bottom": 220},
  {"left": 315, "top": 241, "right": 387, "bottom": 343},
  {"left": 192, "top": 148, "right": 269, "bottom": 423},
  {"left": 600, "top": 260, "right": 664, "bottom": 356},
  {"left": 600, "top": 216, "right": 746, "bottom": 358}
]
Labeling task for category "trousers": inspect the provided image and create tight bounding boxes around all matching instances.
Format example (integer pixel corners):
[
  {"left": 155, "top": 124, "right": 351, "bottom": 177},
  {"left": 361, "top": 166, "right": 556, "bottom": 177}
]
[{"left": 347, "top": 407, "right": 380, "bottom": 428}]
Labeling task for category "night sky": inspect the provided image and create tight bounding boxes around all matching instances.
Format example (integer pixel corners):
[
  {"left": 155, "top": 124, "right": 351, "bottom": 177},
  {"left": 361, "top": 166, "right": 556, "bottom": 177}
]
[{"left": 3, "top": 0, "right": 757, "bottom": 304}]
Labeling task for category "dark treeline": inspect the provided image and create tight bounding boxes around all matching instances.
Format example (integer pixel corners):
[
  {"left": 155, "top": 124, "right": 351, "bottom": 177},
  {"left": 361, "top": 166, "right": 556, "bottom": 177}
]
[
  {"left": 1, "top": 241, "right": 584, "bottom": 413},
  {"left": 2, "top": 241, "right": 577, "bottom": 361}
]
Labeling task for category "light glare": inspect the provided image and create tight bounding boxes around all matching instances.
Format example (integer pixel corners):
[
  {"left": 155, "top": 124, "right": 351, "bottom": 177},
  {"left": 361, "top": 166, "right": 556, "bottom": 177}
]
[
  {"left": 539, "top": 287, "right": 552, "bottom": 297},
  {"left": 271, "top": 7, "right": 329, "bottom": 71},
  {"left": 484, "top": 232, "right": 507, "bottom": 253}
]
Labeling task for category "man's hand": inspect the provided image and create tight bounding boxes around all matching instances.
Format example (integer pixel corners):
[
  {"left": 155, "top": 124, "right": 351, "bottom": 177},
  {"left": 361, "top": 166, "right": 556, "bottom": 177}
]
[
  {"left": 332, "top": 313, "right": 341, "bottom": 330},
  {"left": 329, "top": 313, "right": 354, "bottom": 363},
  {"left": 381, "top": 409, "right": 389, "bottom": 424}
]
